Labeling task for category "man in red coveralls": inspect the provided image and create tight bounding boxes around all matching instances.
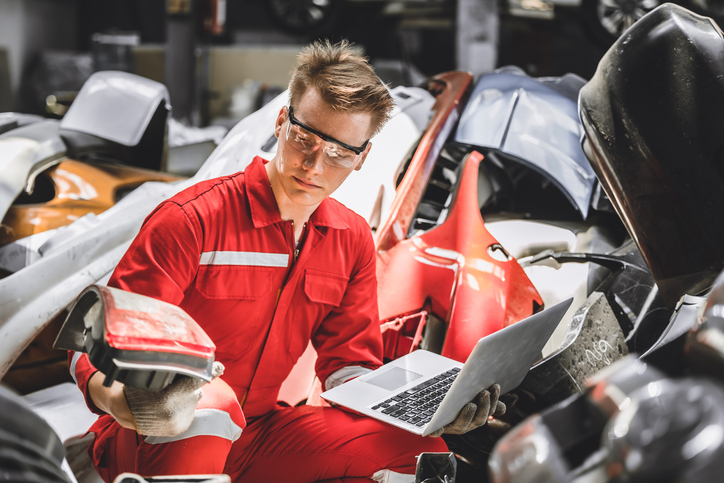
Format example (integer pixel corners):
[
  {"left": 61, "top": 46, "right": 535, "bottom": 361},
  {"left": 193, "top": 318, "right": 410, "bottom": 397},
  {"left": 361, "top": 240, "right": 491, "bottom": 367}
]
[{"left": 69, "top": 40, "right": 504, "bottom": 482}]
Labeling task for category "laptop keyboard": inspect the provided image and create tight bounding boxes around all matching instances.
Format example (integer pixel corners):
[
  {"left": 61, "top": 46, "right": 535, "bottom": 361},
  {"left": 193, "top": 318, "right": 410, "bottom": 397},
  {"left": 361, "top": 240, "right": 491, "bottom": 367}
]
[{"left": 370, "top": 367, "right": 461, "bottom": 427}]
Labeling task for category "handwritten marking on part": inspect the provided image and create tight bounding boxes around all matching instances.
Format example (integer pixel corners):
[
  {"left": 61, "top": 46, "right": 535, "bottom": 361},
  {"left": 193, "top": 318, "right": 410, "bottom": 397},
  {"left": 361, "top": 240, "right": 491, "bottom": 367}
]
[{"left": 586, "top": 339, "right": 615, "bottom": 367}]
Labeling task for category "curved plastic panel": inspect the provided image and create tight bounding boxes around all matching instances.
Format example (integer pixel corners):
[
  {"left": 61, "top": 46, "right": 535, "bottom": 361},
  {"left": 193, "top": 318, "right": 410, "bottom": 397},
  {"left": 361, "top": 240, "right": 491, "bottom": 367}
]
[
  {"left": 454, "top": 72, "right": 595, "bottom": 218},
  {"left": 375, "top": 72, "right": 474, "bottom": 251},
  {"left": 579, "top": 4, "right": 724, "bottom": 307},
  {"left": 97, "top": 285, "right": 215, "bottom": 357},
  {"left": 60, "top": 71, "right": 170, "bottom": 147},
  {"left": 54, "top": 284, "right": 216, "bottom": 388},
  {"left": 0, "top": 121, "right": 66, "bottom": 221},
  {"left": 377, "top": 152, "right": 543, "bottom": 362}
]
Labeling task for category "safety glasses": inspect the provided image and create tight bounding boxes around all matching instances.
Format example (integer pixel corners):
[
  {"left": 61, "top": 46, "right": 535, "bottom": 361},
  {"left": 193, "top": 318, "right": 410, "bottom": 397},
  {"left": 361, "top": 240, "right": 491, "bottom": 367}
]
[{"left": 286, "top": 106, "right": 369, "bottom": 169}]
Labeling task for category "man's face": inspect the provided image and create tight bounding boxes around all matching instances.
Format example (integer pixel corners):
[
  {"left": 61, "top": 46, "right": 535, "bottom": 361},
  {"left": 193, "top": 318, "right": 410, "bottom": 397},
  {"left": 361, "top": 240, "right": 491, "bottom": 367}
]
[{"left": 270, "top": 87, "right": 373, "bottom": 209}]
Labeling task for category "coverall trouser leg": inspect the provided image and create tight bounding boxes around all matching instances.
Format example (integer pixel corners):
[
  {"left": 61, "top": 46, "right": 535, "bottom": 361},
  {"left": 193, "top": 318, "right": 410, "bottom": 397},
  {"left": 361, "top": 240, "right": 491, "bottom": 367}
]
[
  {"left": 90, "top": 378, "right": 243, "bottom": 480},
  {"left": 90, "top": 379, "right": 448, "bottom": 482},
  {"left": 223, "top": 405, "right": 449, "bottom": 482}
]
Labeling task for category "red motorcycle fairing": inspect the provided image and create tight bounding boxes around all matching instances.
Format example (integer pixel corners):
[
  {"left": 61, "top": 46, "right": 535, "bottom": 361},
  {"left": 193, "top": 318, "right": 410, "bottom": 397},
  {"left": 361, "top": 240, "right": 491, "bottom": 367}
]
[
  {"left": 374, "top": 71, "right": 474, "bottom": 253},
  {"left": 377, "top": 151, "right": 543, "bottom": 363}
]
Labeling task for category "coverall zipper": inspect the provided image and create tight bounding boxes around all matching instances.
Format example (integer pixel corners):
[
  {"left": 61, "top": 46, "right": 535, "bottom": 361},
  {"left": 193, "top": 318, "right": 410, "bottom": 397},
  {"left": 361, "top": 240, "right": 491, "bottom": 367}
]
[
  {"left": 244, "top": 219, "right": 302, "bottom": 407},
  {"left": 291, "top": 221, "right": 307, "bottom": 264},
  {"left": 280, "top": 220, "right": 306, "bottom": 289}
]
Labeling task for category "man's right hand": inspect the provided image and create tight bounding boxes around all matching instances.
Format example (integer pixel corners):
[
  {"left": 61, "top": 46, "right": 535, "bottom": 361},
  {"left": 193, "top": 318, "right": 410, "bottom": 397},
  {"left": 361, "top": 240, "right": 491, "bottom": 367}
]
[
  {"left": 88, "top": 362, "right": 224, "bottom": 437},
  {"left": 88, "top": 372, "right": 136, "bottom": 430}
]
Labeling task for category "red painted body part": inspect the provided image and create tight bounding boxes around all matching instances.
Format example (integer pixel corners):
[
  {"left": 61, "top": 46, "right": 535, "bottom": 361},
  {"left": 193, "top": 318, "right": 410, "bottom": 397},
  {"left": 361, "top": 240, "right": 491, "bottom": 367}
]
[{"left": 374, "top": 72, "right": 543, "bottom": 363}]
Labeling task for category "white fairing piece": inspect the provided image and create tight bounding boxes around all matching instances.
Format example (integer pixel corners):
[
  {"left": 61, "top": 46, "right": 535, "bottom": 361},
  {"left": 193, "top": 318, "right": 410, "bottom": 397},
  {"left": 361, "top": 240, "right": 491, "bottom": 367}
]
[
  {"left": 60, "top": 71, "right": 170, "bottom": 147},
  {"left": 334, "top": 112, "right": 419, "bottom": 226},
  {"left": 0, "top": 87, "right": 431, "bottom": 377},
  {"left": 0, "top": 127, "right": 66, "bottom": 220}
]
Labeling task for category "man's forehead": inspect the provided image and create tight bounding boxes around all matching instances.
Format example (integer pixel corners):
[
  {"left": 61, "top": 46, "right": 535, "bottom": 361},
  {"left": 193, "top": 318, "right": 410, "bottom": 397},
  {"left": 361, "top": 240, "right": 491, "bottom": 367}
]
[{"left": 293, "top": 89, "right": 373, "bottom": 145}]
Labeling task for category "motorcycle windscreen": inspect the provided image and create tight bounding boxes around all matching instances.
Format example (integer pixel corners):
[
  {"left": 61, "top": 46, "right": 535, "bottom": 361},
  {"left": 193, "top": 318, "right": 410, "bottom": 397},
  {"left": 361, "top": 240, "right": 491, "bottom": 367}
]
[{"left": 579, "top": 4, "right": 724, "bottom": 307}]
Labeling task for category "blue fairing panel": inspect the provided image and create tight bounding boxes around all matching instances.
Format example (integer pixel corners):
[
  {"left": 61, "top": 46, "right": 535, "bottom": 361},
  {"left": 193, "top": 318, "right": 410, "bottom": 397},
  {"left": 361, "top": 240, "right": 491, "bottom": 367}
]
[{"left": 454, "top": 72, "right": 596, "bottom": 219}]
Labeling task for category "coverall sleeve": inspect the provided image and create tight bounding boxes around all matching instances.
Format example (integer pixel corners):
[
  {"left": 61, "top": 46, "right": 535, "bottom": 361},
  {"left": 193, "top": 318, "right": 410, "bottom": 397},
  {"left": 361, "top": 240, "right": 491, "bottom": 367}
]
[
  {"left": 68, "top": 350, "right": 105, "bottom": 415},
  {"left": 108, "top": 201, "right": 203, "bottom": 304},
  {"left": 312, "top": 225, "right": 383, "bottom": 387},
  {"left": 70, "top": 201, "right": 203, "bottom": 413}
]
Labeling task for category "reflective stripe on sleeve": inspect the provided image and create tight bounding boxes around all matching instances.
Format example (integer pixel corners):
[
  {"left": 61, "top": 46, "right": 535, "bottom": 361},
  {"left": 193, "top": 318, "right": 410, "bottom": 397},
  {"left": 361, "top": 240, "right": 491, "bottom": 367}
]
[
  {"left": 70, "top": 351, "right": 83, "bottom": 384},
  {"left": 325, "top": 366, "right": 374, "bottom": 391},
  {"left": 144, "top": 408, "right": 243, "bottom": 445},
  {"left": 199, "top": 251, "right": 289, "bottom": 268}
]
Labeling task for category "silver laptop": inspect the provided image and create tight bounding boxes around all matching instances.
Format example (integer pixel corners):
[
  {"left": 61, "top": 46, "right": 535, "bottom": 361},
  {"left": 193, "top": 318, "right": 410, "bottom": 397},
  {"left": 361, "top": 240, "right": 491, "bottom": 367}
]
[{"left": 321, "top": 298, "right": 573, "bottom": 436}]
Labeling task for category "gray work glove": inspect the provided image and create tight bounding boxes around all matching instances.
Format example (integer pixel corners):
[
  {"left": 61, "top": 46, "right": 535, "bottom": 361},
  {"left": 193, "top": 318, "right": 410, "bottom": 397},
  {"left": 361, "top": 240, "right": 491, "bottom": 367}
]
[
  {"left": 123, "top": 361, "right": 224, "bottom": 437},
  {"left": 429, "top": 383, "right": 506, "bottom": 438}
]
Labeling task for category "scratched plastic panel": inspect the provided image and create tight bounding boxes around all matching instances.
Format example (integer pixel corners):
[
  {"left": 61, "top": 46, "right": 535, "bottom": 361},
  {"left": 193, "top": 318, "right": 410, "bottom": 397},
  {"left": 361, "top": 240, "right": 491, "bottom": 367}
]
[{"left": 521, "top": 292, "right": 628, "bottom": 403}]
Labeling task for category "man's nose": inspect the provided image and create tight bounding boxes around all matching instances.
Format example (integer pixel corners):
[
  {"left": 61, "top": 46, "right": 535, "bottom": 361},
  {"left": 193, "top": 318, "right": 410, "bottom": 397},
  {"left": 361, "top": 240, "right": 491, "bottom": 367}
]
[{"left": 302, "top": 149, "right": 325, "bottom": 173}]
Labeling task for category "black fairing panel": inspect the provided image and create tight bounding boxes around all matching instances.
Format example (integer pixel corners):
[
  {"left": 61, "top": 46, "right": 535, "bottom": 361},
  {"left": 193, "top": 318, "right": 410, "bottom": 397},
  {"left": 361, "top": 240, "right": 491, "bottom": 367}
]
[{"left": 579, "top": 3, "right": 724, "bottom": 307}]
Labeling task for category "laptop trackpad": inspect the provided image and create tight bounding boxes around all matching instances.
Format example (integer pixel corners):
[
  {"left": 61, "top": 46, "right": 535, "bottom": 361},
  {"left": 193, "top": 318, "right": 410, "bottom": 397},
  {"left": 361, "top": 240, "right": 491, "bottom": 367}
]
[{"left": 365, "top": 367, "right": 423, "bottom": 391}]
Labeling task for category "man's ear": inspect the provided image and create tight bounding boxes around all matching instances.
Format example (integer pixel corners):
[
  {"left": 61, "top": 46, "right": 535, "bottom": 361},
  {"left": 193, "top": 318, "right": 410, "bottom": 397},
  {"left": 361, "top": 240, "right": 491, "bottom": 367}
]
[
  {"left": 274, "top": 106, "right": 287, "bottom": 139},
  {"left": 354, "top": 142, "right": 372, "bottom": 171}
]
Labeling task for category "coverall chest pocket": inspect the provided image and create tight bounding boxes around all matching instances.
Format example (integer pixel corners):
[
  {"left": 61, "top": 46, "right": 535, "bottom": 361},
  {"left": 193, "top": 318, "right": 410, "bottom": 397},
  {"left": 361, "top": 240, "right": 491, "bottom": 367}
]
[
  {"left": 195, "top": 266, "right": 276, "bottom": 354},
  {"left": 303, "top": 269, "right": 348, "bottom": 306},
  {"left": 196, "top": 266, "right": 274, "bottom": 300}
]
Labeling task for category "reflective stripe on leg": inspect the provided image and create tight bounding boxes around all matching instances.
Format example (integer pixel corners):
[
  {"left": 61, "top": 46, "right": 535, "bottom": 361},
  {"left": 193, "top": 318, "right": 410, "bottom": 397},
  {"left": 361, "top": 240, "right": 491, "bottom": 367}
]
[
  {"left": 144, "top": 408, "right": 243, "bottom": 444},
  {"left": 371, "top": 469, "right": 415, "bottom": 483}
]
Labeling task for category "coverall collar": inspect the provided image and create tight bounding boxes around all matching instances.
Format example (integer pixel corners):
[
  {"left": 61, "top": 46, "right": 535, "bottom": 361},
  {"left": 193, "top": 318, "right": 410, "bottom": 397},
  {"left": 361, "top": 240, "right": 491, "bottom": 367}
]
[{"left": 245, "top": 156, "right": 350, "bottom": 230}]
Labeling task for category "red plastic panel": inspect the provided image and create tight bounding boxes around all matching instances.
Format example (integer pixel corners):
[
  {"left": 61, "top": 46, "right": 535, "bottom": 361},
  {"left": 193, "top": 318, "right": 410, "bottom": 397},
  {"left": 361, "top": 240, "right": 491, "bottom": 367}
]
[
  {"left": 99, "top": 285, "right": 216, "bottom": 358},
  {"left": 377, "top": 152, "right": 543, "bottom": 363},
  {"left": 374, "top": 71, "right": 474, "bottom": 252},
  {"left": 380, "top": 311, "right": 428, "bottom": 360}
]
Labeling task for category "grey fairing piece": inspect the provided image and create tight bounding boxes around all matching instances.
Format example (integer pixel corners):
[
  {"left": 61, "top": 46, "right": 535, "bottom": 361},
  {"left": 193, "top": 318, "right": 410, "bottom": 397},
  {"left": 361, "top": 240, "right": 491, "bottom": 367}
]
[
  {"left": 454, "top": 71, "right": 596, "bottom": 218},
  {"left": 0, "top": 121, "right": 66, "bottom": 221},
  {"left": 579, "top": 4, "right": 724, "bottom": 307}
]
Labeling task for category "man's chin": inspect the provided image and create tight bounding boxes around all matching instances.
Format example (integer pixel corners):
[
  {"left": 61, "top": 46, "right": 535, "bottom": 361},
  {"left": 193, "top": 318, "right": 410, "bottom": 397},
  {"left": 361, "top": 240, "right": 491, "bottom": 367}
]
[{"left": 288, "top": 191, "right": 325, "bottom": 207}]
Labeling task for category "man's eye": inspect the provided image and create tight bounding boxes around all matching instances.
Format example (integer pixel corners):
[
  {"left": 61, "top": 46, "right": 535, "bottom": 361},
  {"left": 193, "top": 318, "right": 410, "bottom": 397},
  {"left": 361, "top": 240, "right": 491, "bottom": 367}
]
[{"left": 327, "top": 147, "right": 355, "bottom": 159}]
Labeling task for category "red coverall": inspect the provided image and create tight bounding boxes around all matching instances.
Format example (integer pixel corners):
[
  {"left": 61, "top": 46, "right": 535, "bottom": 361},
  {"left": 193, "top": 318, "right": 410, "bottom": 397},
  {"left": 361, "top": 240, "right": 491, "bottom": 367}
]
[{"left": 71, "top": 157, "right": 447, "bottom": 482}]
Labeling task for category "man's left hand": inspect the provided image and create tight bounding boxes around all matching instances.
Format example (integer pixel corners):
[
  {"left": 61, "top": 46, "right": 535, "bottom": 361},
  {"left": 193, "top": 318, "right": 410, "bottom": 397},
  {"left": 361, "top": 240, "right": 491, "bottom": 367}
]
[{"left": 428, "top": 383, "right": 506, "bottom": 437}]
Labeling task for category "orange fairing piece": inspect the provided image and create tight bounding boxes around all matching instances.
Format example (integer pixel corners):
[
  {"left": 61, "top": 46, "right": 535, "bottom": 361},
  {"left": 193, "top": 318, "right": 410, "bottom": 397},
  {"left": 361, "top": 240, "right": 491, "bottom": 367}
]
[
  {"left": 377, "top": 151, "right": 543, "bottom": 363},
  {"left": 0, "top": 159, "right": 181, "bottom": 244}
]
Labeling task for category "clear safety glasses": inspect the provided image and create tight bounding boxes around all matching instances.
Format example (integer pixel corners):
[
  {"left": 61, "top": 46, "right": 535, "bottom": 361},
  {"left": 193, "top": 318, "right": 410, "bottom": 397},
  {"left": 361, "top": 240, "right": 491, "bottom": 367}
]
[{"left": 285, "top": 106, "right": 369, "bottom": 169}]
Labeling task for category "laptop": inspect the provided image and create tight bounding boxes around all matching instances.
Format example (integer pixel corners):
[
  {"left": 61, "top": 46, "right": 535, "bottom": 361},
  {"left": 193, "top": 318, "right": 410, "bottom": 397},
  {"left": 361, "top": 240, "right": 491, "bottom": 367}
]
[{"left": 321, "top": 298, "right": 573, "bottom": 436}]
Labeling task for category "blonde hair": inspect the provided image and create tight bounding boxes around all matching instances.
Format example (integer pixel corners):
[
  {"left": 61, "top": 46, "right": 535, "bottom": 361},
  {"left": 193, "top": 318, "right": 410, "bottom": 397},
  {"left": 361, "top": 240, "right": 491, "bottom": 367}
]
[{"left": 289, "top": 39, "right": 394, "bottom": 137}]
